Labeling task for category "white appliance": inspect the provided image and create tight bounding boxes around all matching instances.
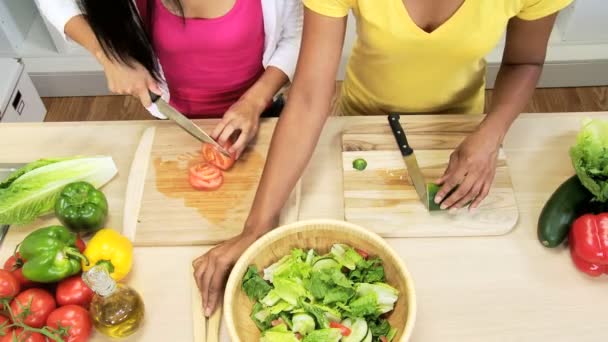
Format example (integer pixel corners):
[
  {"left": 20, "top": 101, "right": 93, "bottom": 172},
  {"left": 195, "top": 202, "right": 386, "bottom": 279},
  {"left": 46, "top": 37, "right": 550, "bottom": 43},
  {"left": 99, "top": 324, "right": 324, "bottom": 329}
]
[{"left": 0, "top": 58, "right": 47, "bottom": 122}]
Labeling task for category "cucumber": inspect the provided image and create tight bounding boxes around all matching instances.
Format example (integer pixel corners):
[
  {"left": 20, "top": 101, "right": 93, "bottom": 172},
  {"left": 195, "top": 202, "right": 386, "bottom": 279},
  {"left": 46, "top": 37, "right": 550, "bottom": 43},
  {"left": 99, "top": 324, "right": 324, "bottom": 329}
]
[
  {"left": 341, "top": 318, "right": 368, "bottom": 342},
  {"left": 362, "top": 329, "right": 372, "bottom": 342},
  {"left": 426, "top": 183, "right": 467, "bottom": 211},
  {"left": 538, "top": 175, "right": 594, "bottom": 248},
  {"left": 312, "top": 257, "right": 340, "bottom": 272}
]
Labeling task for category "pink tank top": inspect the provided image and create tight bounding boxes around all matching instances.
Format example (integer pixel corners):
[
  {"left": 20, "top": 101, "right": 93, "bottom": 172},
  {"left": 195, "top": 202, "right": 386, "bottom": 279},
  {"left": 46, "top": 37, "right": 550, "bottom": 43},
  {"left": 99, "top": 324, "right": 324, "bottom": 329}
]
[{"left": 150, "top": 0, "right": 265, "bottom": 118}]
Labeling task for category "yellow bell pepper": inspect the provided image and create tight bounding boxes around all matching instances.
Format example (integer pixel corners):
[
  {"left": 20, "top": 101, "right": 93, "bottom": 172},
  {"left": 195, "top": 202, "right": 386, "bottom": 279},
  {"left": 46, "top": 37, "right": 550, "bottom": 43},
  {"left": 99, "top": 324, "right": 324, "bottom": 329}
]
[{"left": 82, "top": 228, "right": 133, "bottom": 281}]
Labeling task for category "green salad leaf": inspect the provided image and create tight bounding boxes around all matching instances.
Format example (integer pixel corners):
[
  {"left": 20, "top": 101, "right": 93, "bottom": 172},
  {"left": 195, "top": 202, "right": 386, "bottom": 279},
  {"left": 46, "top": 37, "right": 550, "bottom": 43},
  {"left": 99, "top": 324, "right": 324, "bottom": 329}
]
[
  {"left": 242, "top": 244, "right": 401, "bottom": 341},
  {"left": 243, "top": 265, "right": 273, "bottom": 301},
  {"left": 0, "top": 156, "right": 117, "bottom": 225},
  {"left": 570, "top": 118, "right": 608, "bottom": 201},
  {"left": 301, "top": 328, "right": 342, "bottom": 342}
]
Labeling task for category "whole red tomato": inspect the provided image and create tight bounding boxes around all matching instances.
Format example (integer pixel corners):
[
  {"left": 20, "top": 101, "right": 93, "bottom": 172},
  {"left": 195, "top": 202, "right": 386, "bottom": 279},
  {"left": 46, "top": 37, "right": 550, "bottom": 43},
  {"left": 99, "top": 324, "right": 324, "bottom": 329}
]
[
  {"left": 0, "top": 315, "right": 11, "bottom": 336},
  {"left": 0, "top": 328, "right": 46, "bottom": 342},
  {"left": 3, "top": 254, "right": 36, "bottom": 289},
  {"left": 46, "top": 305, "right": 92, "bottom": 342},
  {"left": 75, "top": 237, "right": 86, "bottom": 253},
  {"left": 10, "top": 288, "right": 56, "bottom": 328},
  {"left": 0, "top": 269, "right": 20, "bottom": 300},
  {"left": 56, "top": 276, "right": 94, "bottom": 308}
]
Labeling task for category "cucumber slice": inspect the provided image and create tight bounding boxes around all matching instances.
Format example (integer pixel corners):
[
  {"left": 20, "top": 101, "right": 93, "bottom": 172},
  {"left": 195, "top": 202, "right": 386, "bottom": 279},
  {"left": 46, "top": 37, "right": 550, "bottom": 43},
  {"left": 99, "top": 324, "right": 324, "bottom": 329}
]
[
  {"left": 362, "top": 328, "right": 372, "bottom": 342},
  {"left": 341, "top": 318, "right": 368, "bottom": 342},
  {"left": 312, "top": 257, "right": 340, "bottom": 272}
]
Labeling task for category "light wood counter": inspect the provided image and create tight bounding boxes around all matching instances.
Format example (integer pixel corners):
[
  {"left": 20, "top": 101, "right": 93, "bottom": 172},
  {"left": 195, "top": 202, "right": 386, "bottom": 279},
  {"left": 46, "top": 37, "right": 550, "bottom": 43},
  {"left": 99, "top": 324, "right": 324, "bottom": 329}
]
[{"left": 1, "top": 112, "right": 608, "bottom": 341}]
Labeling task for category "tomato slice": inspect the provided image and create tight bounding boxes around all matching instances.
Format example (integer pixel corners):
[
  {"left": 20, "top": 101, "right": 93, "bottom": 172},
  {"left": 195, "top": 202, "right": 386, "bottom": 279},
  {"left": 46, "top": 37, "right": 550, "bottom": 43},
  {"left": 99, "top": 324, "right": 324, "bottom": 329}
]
[
  {"left": 329, "top": 321, "right": 351, "bottom": 336},
  {"left": 189, "top": 163, "right": 224, "bottom": 191},
  {"left": 202, "top": 143, "right": 235, "bottom": 171},
  {"left": 355, "top": 248, "right": 369, "bottom": 260},
  {"left": 270, "top": 318, "right": 284, "bottom": 327},
  {"left": 380, "top": 336, "right": 389, "bottom": 342}
]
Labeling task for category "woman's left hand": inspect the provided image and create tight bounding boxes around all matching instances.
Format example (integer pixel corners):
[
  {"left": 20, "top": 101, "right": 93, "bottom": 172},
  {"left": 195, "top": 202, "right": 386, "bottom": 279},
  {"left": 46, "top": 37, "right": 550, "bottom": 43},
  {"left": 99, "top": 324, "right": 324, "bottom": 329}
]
[
  {"left": 211, "top": 98, "right": 264, "bottom": 159},
  {"left": 433, "top": 125, "right": 503, "bottom": 211}
]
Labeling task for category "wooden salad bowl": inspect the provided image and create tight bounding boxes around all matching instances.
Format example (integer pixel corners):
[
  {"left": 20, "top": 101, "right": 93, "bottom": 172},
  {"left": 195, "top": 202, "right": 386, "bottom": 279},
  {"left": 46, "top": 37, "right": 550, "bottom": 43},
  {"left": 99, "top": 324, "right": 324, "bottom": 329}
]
[{"left": 224, "top": 219, "right": 417, "bottom": 341}]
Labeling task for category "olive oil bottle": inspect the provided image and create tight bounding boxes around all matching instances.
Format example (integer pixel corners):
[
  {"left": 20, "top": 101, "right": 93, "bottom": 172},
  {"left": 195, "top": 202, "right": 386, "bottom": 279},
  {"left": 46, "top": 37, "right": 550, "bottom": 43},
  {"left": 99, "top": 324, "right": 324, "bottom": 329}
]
[{"left": 82, "top": 265, "right": 145, "bottom": 338}]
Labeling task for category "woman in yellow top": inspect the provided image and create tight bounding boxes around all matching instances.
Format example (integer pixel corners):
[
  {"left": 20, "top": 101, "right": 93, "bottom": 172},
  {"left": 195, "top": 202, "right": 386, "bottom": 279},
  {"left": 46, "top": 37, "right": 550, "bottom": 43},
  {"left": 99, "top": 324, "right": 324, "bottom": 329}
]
[{"left": 193, "top": 0, "right": 573, "bottom": 315}]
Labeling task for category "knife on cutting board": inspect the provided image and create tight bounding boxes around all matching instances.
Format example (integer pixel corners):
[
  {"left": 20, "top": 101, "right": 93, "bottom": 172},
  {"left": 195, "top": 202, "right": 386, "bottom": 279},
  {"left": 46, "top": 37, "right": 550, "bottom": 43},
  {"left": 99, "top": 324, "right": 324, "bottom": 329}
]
[
  {"left": 148, "top": 91, "right": 231, "bottom": 157},
  {"left": 388, "top": 113, "right": 430, "bottom": 209}
]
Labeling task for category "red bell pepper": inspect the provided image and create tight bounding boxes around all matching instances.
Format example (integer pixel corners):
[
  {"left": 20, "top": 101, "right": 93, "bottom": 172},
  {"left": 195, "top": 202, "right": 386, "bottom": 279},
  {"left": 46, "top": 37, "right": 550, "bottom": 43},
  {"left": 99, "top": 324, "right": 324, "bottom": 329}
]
[{"left": 569, "top": 213, "right": 608, "bottom": 277}]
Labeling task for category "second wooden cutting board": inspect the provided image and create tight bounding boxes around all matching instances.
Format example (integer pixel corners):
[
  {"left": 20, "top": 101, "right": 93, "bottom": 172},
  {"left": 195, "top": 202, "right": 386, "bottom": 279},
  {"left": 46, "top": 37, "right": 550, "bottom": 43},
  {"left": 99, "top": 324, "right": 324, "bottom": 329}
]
[
  {"left": 133, "top": 120, "right": 296, "bottom": 246},
  {"left": 342, "top": 117, "right": 519, "bottom": 237}
]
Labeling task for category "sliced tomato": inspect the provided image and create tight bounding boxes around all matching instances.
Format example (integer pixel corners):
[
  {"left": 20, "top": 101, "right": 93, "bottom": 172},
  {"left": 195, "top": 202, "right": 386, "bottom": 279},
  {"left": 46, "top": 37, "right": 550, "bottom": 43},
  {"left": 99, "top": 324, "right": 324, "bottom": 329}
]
[
  {"left": 294, "top": 332, "right": 302, "bottom": 340},
  {"left": 355, "top": 248, "right": 369, "bottom": 260},
  {"left": 329, "top": 321, "right": 351, "bottom": 336},
  {"left": 201, "top": 143, "right": 235, "bottom": 171},
  {"left": 380, "top": 336, "right": 389, "bottom": 342},
  {"left": 189, "top": 163, "right": 224, "bottom": 191},
  {"left": 270, "top": 318, "right": 284, "bottom": 327}
]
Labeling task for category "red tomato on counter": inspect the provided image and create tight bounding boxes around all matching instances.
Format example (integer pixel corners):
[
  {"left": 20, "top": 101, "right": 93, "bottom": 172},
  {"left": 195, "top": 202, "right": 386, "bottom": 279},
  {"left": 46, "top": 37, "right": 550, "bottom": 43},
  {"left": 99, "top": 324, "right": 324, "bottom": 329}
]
[
  {"left": 0, "top": 328, "right": 46, "bottom": 342},
  {"left": 46, "top": 305, "right": 92, "bottom": 342},
  {"left": 4, "top": 253, "right": 37, "bottom": 289},
  {"left": 10, "top": 288, "right": 56, "bottom": 328},
  {"left": 56, "top": 275, "right": 94, "bottom": 308},
  {"left": 0, "top": 269, "right": 20, "bottom": 300}
]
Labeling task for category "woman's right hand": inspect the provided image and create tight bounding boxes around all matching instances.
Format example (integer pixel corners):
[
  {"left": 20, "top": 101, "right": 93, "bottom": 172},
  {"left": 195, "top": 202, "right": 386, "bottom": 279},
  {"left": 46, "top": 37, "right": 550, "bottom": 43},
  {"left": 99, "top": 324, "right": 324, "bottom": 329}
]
[{"left": 98, "top": 54, "right": 161, "bottom": 107}]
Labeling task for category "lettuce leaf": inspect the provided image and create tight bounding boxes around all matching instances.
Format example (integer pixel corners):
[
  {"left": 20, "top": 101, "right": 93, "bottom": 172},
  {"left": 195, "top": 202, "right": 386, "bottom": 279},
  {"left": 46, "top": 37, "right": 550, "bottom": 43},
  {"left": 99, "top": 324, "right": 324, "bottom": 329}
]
[
  {"left": 0, "top": 156, "right": 117, "bottom": 225},
  {"left": 301, "top": 328, "right": 342, "bottom": 342},
  {"left": 242, "top": 265, "right": 272, "bottom": 301},
  {"left": 331, "top": 244, "right": 363, "bottom": 270},
  {"left": 348, "top": 257, "right": 386, "bottom": 283},
  {"left": 570, "top": 118, "right": 608, "bottom": 201}
]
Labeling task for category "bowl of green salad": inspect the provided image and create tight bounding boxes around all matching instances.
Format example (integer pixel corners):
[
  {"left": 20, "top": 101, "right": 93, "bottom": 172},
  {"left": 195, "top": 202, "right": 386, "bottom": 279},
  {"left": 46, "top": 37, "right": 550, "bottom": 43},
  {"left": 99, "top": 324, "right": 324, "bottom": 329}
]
[{"left": 224, "top": 219, "right": 416, "bottom": 342}]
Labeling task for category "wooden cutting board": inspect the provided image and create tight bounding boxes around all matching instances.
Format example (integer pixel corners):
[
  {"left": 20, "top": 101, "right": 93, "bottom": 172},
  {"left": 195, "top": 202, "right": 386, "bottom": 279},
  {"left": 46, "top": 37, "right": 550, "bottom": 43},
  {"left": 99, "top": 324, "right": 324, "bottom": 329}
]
[
  {"left": 133, "top": 120, "right": 297, "bottom": 246},
  {"left": 342, "top": 118, "right": 519, "bottom": 237}
]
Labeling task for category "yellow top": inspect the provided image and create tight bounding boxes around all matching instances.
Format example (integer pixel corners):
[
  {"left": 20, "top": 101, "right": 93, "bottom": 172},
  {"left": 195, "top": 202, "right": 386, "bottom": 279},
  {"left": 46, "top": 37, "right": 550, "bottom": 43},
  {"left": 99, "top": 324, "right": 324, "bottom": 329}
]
[{"left": 303, "top": 0, "right": 573, "bottom": 115}]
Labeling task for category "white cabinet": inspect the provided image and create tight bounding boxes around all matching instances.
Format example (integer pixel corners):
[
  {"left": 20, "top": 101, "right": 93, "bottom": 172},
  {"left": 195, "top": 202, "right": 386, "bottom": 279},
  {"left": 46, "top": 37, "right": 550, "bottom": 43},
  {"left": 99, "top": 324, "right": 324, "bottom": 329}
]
[
  {"left": 557, "top": 0, "right": 608, "bottom": 43},
  {"left": 0, "top": 0, "right": 39, "bottom": 55},
  {"left": 0, "top": 58, "right": 47, "bottom": 122}
]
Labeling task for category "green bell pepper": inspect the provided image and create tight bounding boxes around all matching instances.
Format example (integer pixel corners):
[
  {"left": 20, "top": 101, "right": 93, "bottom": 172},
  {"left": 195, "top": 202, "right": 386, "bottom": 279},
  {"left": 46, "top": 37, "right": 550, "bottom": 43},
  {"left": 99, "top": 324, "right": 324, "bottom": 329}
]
[
  {"left": 18, "top": 225, "right": 89, "bottom": 283},
  {"left": 55, "top": 181, "right": 108, "bottom": 234}
]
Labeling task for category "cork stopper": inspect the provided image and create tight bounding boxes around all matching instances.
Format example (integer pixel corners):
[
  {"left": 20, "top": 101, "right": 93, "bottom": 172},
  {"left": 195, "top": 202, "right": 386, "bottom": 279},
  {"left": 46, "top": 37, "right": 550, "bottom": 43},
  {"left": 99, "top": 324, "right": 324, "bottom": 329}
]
[{"left": 82, "top": 265, "right": 117, "bottom": 297}]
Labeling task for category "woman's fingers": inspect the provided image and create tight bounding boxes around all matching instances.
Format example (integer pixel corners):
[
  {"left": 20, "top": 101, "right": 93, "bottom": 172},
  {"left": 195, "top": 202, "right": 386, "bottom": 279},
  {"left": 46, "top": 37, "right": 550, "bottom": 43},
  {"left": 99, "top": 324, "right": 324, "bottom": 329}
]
[
  {"left": 230, "top": 129, "right": 251, "bottom": 159},
  {"left": 211, "top": 116, "right": 232, "bottom": 140},
  {"left": 435, "top": 166, "right": 467, "bottom": 205},
  {"left": 199, "top": 255, "right": 216, "bottom": 315},
  {"left": 440, "top": 171, "right": 477, "bottom": 209},
  {"left": 452, "top": 180, "right": 483, "bottom": 211},
  {"left": 471, "top": 180, "right": 491, "bottom": 209}
]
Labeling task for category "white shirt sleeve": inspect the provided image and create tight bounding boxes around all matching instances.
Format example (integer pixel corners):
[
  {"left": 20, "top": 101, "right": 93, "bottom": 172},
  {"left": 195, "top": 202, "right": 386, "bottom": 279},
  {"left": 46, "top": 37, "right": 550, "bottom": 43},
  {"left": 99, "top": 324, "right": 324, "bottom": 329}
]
[
  {"left": 265, "top": 0, "right": 303, "bottom": 82},
  {"left": 35, "top": 0, "right": 83, "bottom": 41}
]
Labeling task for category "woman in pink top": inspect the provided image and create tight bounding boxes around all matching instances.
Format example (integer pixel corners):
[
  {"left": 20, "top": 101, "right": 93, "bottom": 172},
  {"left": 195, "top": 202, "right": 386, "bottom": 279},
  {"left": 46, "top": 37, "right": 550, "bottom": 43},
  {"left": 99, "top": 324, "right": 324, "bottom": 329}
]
[{"left": 38, "top": 0, "right": 303, "bottom": 157}]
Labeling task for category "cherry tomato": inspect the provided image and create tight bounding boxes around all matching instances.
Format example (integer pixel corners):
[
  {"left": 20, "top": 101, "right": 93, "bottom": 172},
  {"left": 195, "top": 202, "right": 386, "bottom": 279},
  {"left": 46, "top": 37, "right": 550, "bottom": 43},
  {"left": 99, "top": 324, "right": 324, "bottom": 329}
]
[
  {"left": 379, "top": 336, "right": 389, "bottom": 342},
  {"left": 0, "top": 315, "right": 11, "bottom": 336},
  {"left": 75, "top": 237, "right": 86, "bottom": 253},
  {"left": 355, "top": 248, "right": 369, "bottom": 260},
  {"left": 0, "top": 328, "right": 46, "bottom": 342},
  {"left": 56, "top": 275, "right": 94, "bottom": 308},
  {"left": 201, "top": 143, "right": 235, "bottom": 171},
  {"left": 188, "top": 163, "right": 224, "bottom": 191},
  {"left": 0, "top": 269, "right": 20, "bottom": 300},
  {"left": 10, "top": 288, "right": 56, "bottom": 328},
  {"left": 4, "top": 254, "right": 37, "bottom": 289},
  {"left": 46, "top": 305, "right": 92, "bottom": 342},
  {"left": 329, "top": 321, "right": 352, "bottom": 336},
  {"left": 294, "top": 332, "right": 302, "bottom": 340}
]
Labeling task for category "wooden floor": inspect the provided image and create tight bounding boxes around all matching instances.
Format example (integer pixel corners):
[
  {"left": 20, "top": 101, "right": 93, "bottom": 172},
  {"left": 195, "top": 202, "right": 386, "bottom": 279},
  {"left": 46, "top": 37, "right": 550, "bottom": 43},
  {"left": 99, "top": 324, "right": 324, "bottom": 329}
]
[{"left": 42, "top": 85, "right": 608, "bottom": 122}]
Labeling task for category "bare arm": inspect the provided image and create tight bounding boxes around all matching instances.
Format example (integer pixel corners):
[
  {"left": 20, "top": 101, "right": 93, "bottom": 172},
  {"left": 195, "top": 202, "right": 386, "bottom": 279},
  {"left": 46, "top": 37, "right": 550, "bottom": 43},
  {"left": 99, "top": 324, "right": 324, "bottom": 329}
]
[
  {"left": 436, "top": 13, "right": 558, "bottom": 210},
  {"left": 245, "top": 9, "right": 348, "bottom": 234},
  {"left": 479, "top": 13, "right": 558, "bottom": 141}
]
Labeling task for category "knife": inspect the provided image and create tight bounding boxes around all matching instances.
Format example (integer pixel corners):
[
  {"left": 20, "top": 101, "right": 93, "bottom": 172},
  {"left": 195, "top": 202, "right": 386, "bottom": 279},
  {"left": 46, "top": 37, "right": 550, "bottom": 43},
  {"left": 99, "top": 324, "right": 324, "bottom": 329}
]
[
  {"left": 388, "top": 113, "right": 429, "bottom": 208},
  {"left": 148, "top": 92, "right": 231, "bottom": 157}
]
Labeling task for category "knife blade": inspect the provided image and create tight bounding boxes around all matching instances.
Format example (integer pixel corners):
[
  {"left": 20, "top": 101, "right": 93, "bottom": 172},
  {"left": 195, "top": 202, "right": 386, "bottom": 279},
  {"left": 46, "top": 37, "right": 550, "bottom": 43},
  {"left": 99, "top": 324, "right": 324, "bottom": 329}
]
[
  {"left": 148, "top": 92, "right": 231, "bottom": 157},
  {"left": 388, "top": 113, "right": 429, "bottom": 208}
]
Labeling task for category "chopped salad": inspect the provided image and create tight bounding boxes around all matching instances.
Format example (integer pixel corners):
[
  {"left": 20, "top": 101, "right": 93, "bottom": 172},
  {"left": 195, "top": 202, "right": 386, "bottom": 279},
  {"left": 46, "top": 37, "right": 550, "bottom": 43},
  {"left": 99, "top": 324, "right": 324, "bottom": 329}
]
[{"left": 241, "top": 244, "right": 400, "bottom": 342}]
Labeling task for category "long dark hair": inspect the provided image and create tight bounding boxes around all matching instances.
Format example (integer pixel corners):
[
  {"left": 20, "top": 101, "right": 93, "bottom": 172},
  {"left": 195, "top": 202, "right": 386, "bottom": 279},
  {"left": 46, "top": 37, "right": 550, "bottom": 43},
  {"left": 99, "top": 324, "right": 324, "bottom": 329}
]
[{"left": 77, "top": 0, "right": 184, "bottom": 82}]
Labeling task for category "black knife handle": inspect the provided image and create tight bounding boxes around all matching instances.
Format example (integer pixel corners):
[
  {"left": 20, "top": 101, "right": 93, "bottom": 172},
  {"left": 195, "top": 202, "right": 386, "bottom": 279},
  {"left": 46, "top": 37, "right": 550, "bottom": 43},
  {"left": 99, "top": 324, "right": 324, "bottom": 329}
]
[
  {"left": 148, "top": 90, "right": 160, "bottom": 103},
  {"left": 388, "top": 113, "right": 413, "bottom": 157}
]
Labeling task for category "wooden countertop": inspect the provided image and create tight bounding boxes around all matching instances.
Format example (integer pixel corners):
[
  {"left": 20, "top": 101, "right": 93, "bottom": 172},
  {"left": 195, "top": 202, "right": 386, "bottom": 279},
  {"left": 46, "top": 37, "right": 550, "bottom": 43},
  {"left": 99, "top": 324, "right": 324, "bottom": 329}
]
[{"left": 1, "top": 112, "right": 608, "bottom": 341}]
